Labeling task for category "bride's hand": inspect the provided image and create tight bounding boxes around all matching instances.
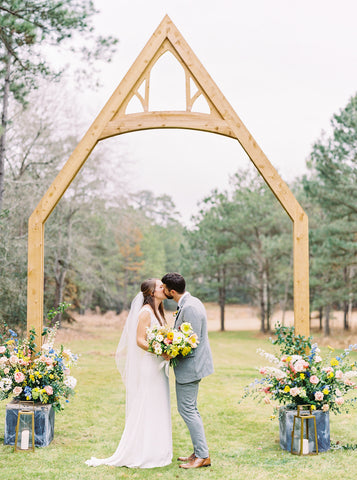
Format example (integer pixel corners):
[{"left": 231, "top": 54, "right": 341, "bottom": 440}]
[{"left": 161, "top": 352, "right": 172, "bottom": 361}]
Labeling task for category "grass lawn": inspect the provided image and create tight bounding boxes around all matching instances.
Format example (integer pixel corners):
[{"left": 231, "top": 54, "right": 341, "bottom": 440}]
[{"left": 1, "top": 318, "right": 357, "bottom": 480}]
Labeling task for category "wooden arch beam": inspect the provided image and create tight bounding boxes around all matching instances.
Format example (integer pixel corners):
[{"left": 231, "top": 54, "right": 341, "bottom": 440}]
[{"left": 27, "top": 15, "right": 309, "bottom": 341}]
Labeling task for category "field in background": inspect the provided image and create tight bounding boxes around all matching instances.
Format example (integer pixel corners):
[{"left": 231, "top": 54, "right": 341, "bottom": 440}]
[{"left": 56, "top": 304, "right": 357, "bottom": 347}]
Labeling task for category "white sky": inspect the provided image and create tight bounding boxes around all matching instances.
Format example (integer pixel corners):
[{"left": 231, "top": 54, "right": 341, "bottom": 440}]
[{"left": 76, "top": 0, "right": 357, "bottom": 223}]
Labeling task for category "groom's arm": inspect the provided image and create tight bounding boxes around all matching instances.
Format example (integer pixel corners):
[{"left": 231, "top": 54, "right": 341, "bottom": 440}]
[{"left": 180, "top": 304, "right": 203, "bottom": 341}]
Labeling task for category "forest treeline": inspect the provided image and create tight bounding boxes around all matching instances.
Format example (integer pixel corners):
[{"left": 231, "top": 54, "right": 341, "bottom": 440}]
[{"left": 0, "top": 88, "right": 356, "bottom": 335}]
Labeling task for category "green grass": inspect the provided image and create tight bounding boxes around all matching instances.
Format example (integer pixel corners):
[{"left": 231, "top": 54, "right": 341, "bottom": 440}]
[{"left": 1, "top": 327, "right": 357, "bottom": 480}]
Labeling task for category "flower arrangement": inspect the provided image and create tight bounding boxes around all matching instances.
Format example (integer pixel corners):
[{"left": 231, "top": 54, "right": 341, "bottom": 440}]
[
  {"left": 146, "top": 322, "right": 199, "bottom": 365},
  {"left": 0, "top": 305, "right": 78, "bottom": 412},
  {"left": 243, "top": 325, "right": 357, "bottom": 414}
]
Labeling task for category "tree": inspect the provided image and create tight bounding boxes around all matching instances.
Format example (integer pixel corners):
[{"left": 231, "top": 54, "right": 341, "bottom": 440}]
[
  {"left": 0, "top": 0, "right": 118, "bottom": 210},
  {"left": 303, "top": 93, "right": 357, "bottom": 333},
  {"left": 184, "top": 170, "right": 292, "bottom": 332}
]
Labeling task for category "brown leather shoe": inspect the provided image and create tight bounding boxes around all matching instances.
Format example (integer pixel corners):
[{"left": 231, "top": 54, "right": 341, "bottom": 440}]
[
  {"left": 177, "top": 453, "right": 195, "bottom": 462},
  {"left": 179, "top": 456, "right": 211, "bottom": 469}
]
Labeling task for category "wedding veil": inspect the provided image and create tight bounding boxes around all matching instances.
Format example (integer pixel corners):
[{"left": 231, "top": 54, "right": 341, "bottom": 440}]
[{"left": 115, "top": 292, "right": 145, "bottom": 387}]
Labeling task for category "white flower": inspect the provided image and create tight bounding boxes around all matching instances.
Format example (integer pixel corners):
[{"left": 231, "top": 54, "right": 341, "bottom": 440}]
[
  {"left": 173, "top": 332, "right": 184, "bottom": 345},
  {"left": 64, "top": 376, "right": 77, "bottom": 389},
  {"left": 156, "top": 334, "right": 164, "bottom": 343},
  {"left": 265, "top": 366, "right": 286, "bottom": 380},
  {"left": 256, "top": 348, "right": 280, "bottom": 365},
  {"left": 344, "top": 371, "right": 357, "bottom": 378},
  {"left": 314, "top": 355, "right": 322, "bottom": 363},
  {"left": 335, "top": 388, "right": 342, "bottom": 397},
  {"left": 154, "top": 345, "right": 162, "bottom": 355},
  {"left": 0, "top": 378, "right": 12, "bottom": 392}
]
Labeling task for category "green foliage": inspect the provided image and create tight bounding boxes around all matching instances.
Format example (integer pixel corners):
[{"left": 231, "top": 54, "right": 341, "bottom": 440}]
[
  {"left": 0, "top": 0, "right": 118, "bottom": 104},
  {"left": 270, "top": 323, "right": 312, "bottom": 356},
  {"left": 302, "top": 93, "right": 357, "bottom": 325}
]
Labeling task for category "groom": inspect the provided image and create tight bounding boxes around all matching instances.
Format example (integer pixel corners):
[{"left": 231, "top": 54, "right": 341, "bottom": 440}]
[{"left": 161, "top": 272, "right": 214, "bottom": 469}]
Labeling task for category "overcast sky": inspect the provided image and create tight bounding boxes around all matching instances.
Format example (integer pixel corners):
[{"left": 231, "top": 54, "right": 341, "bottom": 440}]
[{"left": 77, "top": 0, "right": 357, "bottom": 223}]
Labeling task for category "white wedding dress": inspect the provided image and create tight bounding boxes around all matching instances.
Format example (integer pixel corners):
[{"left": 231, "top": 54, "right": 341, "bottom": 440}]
[{"left": 86, "top": 300, "right": 172, "bottom": 468}]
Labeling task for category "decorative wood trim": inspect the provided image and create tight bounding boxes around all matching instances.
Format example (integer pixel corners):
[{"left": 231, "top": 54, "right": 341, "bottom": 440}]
[{"left": 27, "top": 14, "right": 309, "bottom": 342}]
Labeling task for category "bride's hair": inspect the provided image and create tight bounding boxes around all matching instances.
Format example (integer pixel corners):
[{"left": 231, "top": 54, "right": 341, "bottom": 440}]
[{"left": 141, "top": 278, "right": 165, "bottom": 325}]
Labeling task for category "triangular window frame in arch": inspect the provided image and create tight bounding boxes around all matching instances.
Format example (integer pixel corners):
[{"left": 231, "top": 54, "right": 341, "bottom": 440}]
[{"left": 27, "top": 15, "right": 309, "bottom": 342}]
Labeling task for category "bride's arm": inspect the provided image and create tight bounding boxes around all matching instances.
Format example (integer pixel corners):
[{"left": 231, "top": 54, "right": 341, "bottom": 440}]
[{"left": 136, "top": 310, "right": 151, "bottom": 351}]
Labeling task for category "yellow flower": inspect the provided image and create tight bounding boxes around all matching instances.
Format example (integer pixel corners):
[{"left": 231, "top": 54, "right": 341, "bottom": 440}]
[
  {"left": 327, "top": 372, "right": 334, "bottom": 378},
  {"left": 327, "top": 345, "right": 335, "bottom": 352},
  {"left": 300, "top": 373, "right": 305, "bottom": 379},
  {"left": 49, "top": 374, "right": 54, "bottom": 380},
  {"left": 29, "top": 375, "right": 35, "bottom": 381},
  {"left": 167, "top": 332, "right": 174, "bottom": 341},
  {"left": 286, "top": 356, "right": 292, "bottom": 362},
  {"left": 180, "top": 322, "right": 192, "bottom": 334},
  {"left": 311, "top": 405, "right": 316, "bottom": 410},
  {"left": 330, "top": 358, "right": 339, "bottom": 367},
  {"left": 181, "top": 347, "right": 191, "bottom": 356},
  {"left": 6, "top": 339, "right": 14, "bottom": 345},
  {"left": 284, "top": 385, "right": 290, "bottom": 393},
  {"left": 323, "top": 388, "right": 329, "bottom": 395}
]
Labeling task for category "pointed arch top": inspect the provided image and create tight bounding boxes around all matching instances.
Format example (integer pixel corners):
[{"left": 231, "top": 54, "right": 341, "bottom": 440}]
[{"left": 27, "top": 15, "right": 309, "bottom": 342}]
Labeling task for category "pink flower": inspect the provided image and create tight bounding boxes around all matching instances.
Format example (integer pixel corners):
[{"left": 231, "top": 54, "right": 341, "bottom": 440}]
[
  {"left": 314, "top": 391, "right": 324, "bottom": 401},
  {"left": 4, "top": 367, "right": 9, "bottom": 374},
  {"left": 163, "top": 338, "right": 172, "bottom": 345},
  {"left": 294, "top": 361, "right": 307, "bottom": 372},
  {"left": 259, "top": 368, "right": 267, "bottom": 375},
  {"left": 64, "top": 368, "right": 70, "bottom": 376},
  {"left": 335, "top": 388, "right": 342, "bottom": 397},
  {"left": 322, "top": 404, "right": 329, "bottom": 412},
  {"left": 335, "top": 370, "right": 343, "bottom": 379},
  {"left": 44, "top": 385, "right": 53, "bottom": 395},
  {"left": 9, "top": 355, "right": 18, "bottom": 365},
  {"left": 263, "top": 396, "right": 271, "bottom": 404},
  {"left": 0, "top": 346, "right": 6, "bottom": 354},
  {"left": 310, "top": 375, "right": 319, "bottom": 385},
  {"left": 262, "top": 386, "right": 271, "bottom": 394},
  {"left": 336, "top": 397, "right": 344, "bottom": 406},
  {"left": 13, "top": 386, "right": 22, "bottom": 396},
  {"left": 323, "top": 366, "right": 333, "bottom": 374},
  {"left": 14, "top": 371, "right": 25, "bottom": 383},
  {"left": 290, "top": 387, "right": 300, "bottom": 397}
]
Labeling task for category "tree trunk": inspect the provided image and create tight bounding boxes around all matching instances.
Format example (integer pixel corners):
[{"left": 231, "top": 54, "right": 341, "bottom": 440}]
[
  {"left": 343, "top": 301, "right": 349, "bottom": 331},
  {"left": 259, "top": 274, "right": 266, "bottom": 333},
  {"left": 324, "top": 306, "right": 330, "bottom": 337},
  {"left": 218, "top": 267, "right": 226, "bottom": 331},
  {"left": 0, "top": 55, "right": 11, "bottom": 212},
  {"left": 319, "top": 307, "right": 323, "bottom": 331},
  {"left": 265, "top": 269, "right": 271, "bottom": 332}
]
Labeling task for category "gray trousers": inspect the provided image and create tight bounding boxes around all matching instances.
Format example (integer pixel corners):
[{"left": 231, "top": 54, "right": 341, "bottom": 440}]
[{"left": 175, "top": 379, "right": 209, "bottom": 459}]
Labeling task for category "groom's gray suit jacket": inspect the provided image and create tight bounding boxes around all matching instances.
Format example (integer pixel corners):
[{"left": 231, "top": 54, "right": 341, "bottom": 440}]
[{"left": 174, "top": 293, "right": 214, "bottom": 384}]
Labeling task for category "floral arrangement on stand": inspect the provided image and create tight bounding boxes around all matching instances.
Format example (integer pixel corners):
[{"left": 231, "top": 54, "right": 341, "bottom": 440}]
[
  {"left": 146, "top": 322, "right": 199, "bottom": 366},
  {"left": 243, "top": 325, "right": 357, "bottom": 414},
  {"left": 0, "top": 304, "right": 78, "bottom": 412}
]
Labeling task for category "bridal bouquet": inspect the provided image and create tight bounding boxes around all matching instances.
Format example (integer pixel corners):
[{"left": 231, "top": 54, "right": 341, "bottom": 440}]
[
  {"left": 146, "top": 322, "right": 199, "bottom": 366},
  {"left": 0, "top": 307, "right": 78, "bottom": 412}
]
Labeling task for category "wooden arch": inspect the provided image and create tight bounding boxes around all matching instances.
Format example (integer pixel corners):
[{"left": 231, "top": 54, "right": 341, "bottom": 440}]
[{"left": 27, "top": 15, "right": 309, "bottom": 340}]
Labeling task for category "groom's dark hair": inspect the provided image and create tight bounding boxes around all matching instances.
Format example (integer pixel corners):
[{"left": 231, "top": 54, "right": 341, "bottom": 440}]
[{"left": 161, "top": 272, "right": 186, "bottom": 294}]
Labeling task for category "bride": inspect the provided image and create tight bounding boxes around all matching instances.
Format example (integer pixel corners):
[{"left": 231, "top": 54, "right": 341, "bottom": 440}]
[{"left": 85, "top": 278, "right": 172, "bottom": 468}]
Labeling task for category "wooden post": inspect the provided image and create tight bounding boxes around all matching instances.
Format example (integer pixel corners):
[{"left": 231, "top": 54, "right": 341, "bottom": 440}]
[{"left": 27, "top": 215, "right": 44, "bottom": 341}]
